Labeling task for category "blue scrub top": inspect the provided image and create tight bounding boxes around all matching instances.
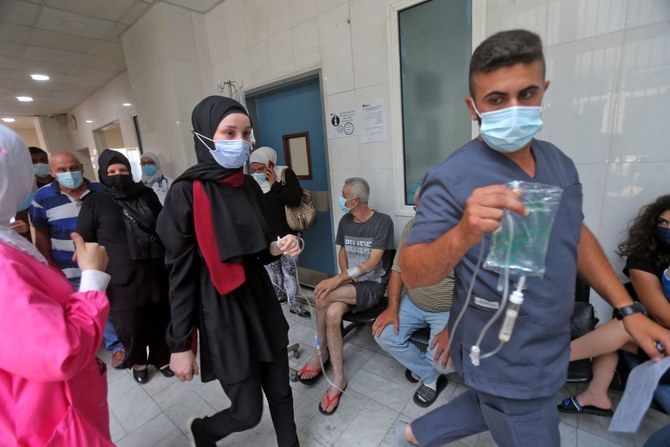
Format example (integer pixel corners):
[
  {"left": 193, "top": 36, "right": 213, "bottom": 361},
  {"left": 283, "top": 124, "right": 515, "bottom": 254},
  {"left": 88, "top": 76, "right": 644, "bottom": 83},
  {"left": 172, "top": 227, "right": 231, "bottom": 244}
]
[{"left": 407, "top": 138, "right": 583, "bottom": 399}]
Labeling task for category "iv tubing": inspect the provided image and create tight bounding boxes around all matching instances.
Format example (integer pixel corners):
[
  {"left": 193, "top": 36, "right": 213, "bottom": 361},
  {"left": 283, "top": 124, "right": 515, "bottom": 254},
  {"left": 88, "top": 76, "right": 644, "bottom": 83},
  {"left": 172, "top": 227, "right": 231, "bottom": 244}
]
[
  {"left": 272, "top": 235, "right": 345, "bottom": 394},
  {"left": 442, "top": 241, "right": 487, "bottom": 363},
  {"left": 471, "top": 212, "right": 515, "bottom": 365}
]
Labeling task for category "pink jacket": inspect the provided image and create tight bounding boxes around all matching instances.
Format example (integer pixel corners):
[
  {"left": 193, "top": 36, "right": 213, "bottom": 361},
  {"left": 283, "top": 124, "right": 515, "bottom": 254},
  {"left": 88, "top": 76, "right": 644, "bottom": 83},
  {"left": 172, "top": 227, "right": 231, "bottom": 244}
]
[{"left": 0, "top": 242, "right": 114, "bottom": 446}]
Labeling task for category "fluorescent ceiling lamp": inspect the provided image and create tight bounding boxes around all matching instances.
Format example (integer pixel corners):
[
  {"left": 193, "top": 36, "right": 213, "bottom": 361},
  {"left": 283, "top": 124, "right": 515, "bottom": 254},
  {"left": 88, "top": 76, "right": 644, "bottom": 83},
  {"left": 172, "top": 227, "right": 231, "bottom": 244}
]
[
  {"left": 30, "top": 74, "right": 50, "bottom": 81},
  {"left": 2, "top": 118, "right": 16, "bottom": 123},
  {"left": 17, "top": 96, "right": 33, "bottom": 102},
  {"left": 122, "top": 103, "right": 132, "bottom": 107},
  {"left": 85, "top": 120, "right": 93, "bottom": 123}
]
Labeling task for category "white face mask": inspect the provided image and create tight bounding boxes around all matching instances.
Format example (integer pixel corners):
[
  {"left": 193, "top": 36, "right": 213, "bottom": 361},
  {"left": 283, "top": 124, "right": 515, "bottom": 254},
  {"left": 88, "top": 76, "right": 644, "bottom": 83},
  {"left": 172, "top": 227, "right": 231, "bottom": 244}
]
[{"left": 194, "top": 132, "right": 251, "bottom": 169}]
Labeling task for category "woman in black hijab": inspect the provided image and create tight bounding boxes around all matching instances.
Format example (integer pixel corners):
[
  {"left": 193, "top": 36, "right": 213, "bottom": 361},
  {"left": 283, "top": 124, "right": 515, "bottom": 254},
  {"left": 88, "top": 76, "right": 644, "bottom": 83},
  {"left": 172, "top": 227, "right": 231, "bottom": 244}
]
[
  {"left": 77, "top": 149, "right": 173, "bottom": 384},
  {"left": 156, "top": 96, "right": 302, "bottom": 447}
]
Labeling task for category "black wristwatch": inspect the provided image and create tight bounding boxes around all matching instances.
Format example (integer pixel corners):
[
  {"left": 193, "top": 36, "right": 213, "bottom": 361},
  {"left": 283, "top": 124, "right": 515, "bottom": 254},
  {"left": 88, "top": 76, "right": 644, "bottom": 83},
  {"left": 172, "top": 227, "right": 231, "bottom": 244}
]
[{"left": 614, "top": 302, "right": 648, "bottom": 320}]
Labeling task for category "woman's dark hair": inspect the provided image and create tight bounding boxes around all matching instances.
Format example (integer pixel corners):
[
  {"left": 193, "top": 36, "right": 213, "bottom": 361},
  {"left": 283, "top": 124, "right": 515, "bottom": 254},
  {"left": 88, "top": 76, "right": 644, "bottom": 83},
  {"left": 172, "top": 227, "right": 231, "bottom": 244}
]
[{"left": 617, "top": 194, "right": 670, "bottom": 268}]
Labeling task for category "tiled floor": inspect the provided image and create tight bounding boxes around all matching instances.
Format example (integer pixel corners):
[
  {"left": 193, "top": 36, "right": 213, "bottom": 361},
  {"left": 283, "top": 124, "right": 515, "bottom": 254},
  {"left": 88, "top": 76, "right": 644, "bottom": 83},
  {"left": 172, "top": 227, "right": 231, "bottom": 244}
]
[{"left": 105, "top": 292, "right": 670, "bottom": 446}]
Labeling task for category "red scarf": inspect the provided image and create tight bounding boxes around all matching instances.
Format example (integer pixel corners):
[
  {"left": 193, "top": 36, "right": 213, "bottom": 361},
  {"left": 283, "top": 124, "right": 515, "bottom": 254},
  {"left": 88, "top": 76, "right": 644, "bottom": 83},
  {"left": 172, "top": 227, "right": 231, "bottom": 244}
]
[{"left": 193, "top": 172, "right": 245, "bottom": 295}]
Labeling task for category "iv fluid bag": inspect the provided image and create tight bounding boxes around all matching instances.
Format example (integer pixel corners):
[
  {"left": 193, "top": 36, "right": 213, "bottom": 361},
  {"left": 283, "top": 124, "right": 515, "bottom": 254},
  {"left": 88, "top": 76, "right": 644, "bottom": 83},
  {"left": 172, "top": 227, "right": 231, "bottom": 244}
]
[{"left": 483, "top": 181, "right": 563, "bottom": 278}]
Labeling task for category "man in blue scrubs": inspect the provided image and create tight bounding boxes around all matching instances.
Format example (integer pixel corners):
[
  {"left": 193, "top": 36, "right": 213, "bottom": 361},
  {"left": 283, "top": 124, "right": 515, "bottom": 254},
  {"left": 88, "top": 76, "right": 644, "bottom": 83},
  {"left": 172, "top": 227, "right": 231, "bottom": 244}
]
[{"left": 396, "top": 29, "right": 670, "bottom": 447}]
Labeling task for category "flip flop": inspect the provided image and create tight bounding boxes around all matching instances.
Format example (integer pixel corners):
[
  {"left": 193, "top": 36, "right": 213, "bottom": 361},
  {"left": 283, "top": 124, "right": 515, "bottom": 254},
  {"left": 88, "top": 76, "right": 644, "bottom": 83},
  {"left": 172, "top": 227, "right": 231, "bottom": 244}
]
[
  {"left": 318, "top": 385, "right": 347, "bottom": 416},
  {"left": 297, "top": 359, "right": 330, "bottom": 384},
  {"left": 405, "top": 368, "right": 419, "bottom": 384},
  {"left": 557, "top": 396, "right": 613, "bottom": 417},
  {"left": 413, "top": 375, "right": 448, "bottom": 407}
]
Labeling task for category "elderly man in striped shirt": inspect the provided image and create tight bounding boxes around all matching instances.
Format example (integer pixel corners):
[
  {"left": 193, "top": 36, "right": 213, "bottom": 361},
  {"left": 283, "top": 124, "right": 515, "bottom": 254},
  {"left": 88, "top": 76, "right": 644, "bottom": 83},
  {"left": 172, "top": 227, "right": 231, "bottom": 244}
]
[{"left": 29, "top": 150, "right": 126, "bottom": 368}]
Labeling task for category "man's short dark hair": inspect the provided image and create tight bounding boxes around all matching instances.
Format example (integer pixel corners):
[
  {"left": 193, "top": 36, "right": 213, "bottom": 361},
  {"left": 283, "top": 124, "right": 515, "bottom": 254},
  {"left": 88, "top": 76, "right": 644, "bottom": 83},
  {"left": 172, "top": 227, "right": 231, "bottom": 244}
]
[
  {"left": 28, "top": 146, "right": 47, "bottom": 156},
  {"left": 469, "top": 29, "right": 545, "bottom": 97}
]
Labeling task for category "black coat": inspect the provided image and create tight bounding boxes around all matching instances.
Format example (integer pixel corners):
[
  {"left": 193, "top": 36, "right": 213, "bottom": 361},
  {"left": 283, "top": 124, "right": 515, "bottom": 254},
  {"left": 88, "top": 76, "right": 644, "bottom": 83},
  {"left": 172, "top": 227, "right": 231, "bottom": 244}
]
[
  {"left": 77, "top": 187, "right": 168, "bottom": 311},
  {"left": 156, "top": 177, "right": 288, "bottom": 385},
  {"left": 262, "top": 167, "right": 303, "bottom": 238}
]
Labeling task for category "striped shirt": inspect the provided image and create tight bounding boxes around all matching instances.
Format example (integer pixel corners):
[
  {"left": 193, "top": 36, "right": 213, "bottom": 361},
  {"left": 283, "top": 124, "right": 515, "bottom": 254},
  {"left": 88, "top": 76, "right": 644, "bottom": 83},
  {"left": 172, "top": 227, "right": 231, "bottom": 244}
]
[
  {"left": 392, "top": 218, "right": 454, "bottom": 312},
  {"left": 28, "top": 180, "right": 101, "bottom": 280}
]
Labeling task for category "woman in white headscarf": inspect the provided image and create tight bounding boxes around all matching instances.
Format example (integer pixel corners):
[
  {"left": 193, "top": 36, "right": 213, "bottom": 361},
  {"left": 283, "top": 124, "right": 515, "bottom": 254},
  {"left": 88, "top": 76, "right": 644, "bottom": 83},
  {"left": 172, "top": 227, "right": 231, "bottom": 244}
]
[
  {"left": 250, "top": 146, "right": 310, "bottom": 318},
  {"left": 0, "top": 125, "right": 114, "bottom": 446},
  {"left": 141, "top": 151, "right": 173, "bottom": 205}
]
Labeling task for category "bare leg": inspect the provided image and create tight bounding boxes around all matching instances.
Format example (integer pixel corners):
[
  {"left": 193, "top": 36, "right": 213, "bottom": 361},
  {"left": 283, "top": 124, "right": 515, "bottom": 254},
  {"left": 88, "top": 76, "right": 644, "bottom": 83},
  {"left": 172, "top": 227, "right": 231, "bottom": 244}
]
[
  {"left": 404, "top": 423, "right": 418, "bottom": 445},
  {"left": 319, "top": 285, "right": 357, "bottom": 412},
  {"left": 570, "top": 319, "right": 634, "bottom": 361},
  {"left": 298, "top": 296, "right": 330, "bottom": 380},
  {"left": 574, "top": 351, "right": 618, "bottom": 410},
  {"left": 569, "top": 318, "right": 638, "bottom": 409}
]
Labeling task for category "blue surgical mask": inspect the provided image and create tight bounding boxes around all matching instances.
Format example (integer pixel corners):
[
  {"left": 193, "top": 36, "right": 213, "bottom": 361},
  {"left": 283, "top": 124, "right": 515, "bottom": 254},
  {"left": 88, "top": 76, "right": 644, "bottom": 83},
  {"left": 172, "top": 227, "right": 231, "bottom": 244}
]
[
  {"left": 338, "top": 196, "right": 351, "bottom": 213},
  {"left": 473, "top": 104, "right": 543, "bottom": 153},
  {"left": 17, "top": 190, "right": 34, "bottom": 212},
  {"left": 33, "top": 163, "right": 49, "bottom": 178},
  {"left": 142, "top": 164, "right": 158, "bottom": 177},
  {"left": 56, "top": 171, "right": 84, "bottom": 189},
  {"left": 655, "top": 226, "right": 670, "bottom": 249},
  {"left": 252, "top": 172, "right": 267, "bottom": 184},
  {"left": 194, "top": 132, "right": 251, "bottom": 169}
]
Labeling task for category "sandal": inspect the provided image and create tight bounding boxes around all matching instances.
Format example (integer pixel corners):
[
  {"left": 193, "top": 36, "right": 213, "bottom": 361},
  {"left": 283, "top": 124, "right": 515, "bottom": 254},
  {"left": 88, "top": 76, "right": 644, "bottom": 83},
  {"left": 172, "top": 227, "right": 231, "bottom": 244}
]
[
  {"left": 297, "top": 359, "right": 330, "bottom": 384},
  {"left": 413, "top": 376, "right": 447, "bottom": 407},
  {"left": 557, "top": 396, "right": 613, "bottom": 417},
  {"left": 318, "top": 385, "right": 347, "bottom": 416},
  {"left": 405, "top": 368, "right": 419, "bottom": 384}
]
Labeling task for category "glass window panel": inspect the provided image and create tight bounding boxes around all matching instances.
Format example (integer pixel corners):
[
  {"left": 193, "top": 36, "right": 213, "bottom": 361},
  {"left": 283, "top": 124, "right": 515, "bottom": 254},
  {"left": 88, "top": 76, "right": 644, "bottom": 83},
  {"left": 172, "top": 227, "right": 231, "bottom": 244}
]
[{"left": 399, "top": 0, "right": 472, "bottom": 204}]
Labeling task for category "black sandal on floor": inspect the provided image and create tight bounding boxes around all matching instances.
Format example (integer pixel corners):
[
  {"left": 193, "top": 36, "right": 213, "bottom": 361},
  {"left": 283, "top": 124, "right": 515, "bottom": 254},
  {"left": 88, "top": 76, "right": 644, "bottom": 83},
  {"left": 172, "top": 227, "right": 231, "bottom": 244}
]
[{"left": 557, "top": 396, "right": 613, "bottom": 417}]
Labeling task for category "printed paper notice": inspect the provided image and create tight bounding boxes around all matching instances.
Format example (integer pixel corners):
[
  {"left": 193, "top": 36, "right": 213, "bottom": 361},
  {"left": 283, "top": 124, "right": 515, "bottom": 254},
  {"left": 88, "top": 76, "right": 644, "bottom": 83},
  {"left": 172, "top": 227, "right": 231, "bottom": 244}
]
[
  {"left": 360, "top": 99, "right": 387, "bottom": 144},
  {"left": 327, "top": 109, "right": 357, "bottom": 139}
]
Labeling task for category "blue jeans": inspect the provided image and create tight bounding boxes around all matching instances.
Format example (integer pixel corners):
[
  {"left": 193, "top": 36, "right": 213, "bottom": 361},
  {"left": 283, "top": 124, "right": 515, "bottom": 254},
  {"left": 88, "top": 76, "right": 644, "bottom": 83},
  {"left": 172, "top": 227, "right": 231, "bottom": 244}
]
[
  {"left": 104, "top": 318, "right": 124, "bottom": 353},
  {"left": 69, "top": 277, "right": 123, "bottom": 354},
  {"left": 375, "top": 295, "right": 450, "bottom": 384},
  {"left": 645, "top": 425, "right": 670, "bottom": 447}
]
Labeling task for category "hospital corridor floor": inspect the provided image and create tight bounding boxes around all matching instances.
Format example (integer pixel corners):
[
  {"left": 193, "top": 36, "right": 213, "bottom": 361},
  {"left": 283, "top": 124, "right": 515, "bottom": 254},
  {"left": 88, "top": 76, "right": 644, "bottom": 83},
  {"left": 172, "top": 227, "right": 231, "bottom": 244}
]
[{"left": 104, "top": 291, "right": 668, "bottom": 446}]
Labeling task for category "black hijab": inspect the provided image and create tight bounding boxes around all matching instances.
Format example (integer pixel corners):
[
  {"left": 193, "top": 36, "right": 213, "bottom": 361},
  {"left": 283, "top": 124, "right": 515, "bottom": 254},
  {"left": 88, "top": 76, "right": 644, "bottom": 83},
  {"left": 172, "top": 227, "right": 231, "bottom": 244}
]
[
  {"left": 98, "top": 149, "right": 147, "bottom": 199},
  {"left": 174, "top": 96, "right": 267, "bottom": 263}
]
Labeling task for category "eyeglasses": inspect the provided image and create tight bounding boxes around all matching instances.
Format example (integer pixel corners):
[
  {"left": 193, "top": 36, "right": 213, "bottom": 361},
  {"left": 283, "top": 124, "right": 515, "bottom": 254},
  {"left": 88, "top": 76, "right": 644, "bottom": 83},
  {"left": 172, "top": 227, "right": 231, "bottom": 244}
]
[{"left": 140, "top": 161, "right": 156, "bottom": 166}]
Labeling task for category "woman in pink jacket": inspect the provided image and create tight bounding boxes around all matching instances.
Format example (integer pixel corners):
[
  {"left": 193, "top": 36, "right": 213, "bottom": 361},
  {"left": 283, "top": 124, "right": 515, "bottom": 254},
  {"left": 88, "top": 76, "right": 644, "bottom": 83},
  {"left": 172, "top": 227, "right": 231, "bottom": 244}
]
[{"left": 0, "top": 125, "right": 114, "bottom": 446}]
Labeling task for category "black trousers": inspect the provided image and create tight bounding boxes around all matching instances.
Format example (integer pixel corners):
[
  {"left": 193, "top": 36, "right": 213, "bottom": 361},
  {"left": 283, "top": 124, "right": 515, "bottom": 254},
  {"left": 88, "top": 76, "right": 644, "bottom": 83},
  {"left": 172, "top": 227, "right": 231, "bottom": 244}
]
[
  {"left": 111, "top": 300, "right": 171, "bottom": 369},
  {"left": 193, "top": 350, "right": 299, "bottom": 447}
]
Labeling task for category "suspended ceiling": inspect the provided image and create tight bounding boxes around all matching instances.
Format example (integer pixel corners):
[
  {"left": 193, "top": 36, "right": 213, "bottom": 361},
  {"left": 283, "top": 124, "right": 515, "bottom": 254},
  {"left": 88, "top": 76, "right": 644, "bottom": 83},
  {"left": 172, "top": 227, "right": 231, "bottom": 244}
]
[{"left": 0, "top": 0, "right": 224, "bottom": 125}]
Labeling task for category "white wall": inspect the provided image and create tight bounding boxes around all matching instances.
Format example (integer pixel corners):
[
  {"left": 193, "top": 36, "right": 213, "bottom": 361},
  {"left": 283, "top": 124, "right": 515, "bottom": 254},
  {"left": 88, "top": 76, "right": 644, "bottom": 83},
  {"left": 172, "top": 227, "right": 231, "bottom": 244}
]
[
  {"left": 36, "top": 115, "right": 73, "bottom": 153},
  {"left": 67, "top": 71, "right": 138, "bottom": 178},
  {"left": 121, "top": 2, "right": 214, "bottom": 179},
  {"left": 484, "top": 0, "right": 670, "bottom": 317},
  {"left": 63, "top": 0, "right": 669, "bottom": 318},
  {"left": 206, "top": 0, "right": 398, "bottom": 238}
]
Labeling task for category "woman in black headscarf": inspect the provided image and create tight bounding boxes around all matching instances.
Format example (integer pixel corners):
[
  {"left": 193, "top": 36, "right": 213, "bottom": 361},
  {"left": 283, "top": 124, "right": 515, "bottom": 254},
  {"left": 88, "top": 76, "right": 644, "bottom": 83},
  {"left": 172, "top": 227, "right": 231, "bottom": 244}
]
[
  {"left": 77, "top": 149, "right": 173, "bottom": 384},
  {"left": 156, "top": 96, "right": 302, "bottom": 447}
]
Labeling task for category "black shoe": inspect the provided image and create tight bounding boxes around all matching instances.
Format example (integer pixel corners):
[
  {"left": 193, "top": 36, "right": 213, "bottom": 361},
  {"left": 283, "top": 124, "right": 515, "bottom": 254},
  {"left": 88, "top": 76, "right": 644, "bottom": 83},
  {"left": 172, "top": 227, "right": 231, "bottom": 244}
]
[
  {"left": 160, "top": 366, "right": 175, "bottom": 377},
  {"left": 133, "top": 368, "right": 149, "bottom": 384},
  {"left": 289, "top": 307, "right": 311, "bottom": 318}
]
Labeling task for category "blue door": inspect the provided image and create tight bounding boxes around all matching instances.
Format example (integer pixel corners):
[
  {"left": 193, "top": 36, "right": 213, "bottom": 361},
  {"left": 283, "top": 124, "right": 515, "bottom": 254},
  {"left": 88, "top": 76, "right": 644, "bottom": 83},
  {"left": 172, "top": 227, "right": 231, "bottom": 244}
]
[{"left": 247, "top": 77, "right": 336, "bottom": 276}]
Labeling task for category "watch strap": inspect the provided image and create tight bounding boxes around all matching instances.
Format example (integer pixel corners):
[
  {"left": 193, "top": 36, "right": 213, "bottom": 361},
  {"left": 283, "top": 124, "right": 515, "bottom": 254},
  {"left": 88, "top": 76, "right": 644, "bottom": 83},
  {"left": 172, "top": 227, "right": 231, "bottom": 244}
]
[{"left": 614, "top": 302, "right": 647, "bottom": 320}]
